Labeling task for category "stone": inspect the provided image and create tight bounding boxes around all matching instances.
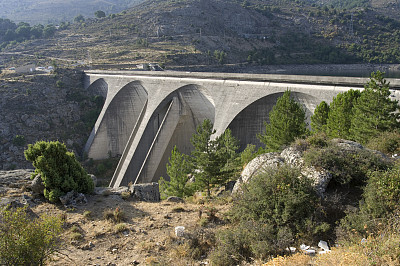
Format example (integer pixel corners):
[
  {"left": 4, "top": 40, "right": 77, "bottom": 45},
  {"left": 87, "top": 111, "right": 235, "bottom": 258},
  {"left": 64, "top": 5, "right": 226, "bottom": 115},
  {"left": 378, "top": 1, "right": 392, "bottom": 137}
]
[
  {"left": 59, "top": 191, "right": 88, "bottom": 207},
  {"left": 130, "top": 183, "right": 160, "bottom": 202},
  {"left": 31, "top": 174, "right": 45, "bottom": 195},
  {"left": 318, "top": 240, "right": 330, "bottom": 251},
  {"left": 233, "top": 152, "right": 283, "bottom": 193},
  {"left": 166, "top": 196, "right": 184, "bottom": 203},
  {"left": 175, "top": 226, "right": 185, "bottom": 237}
]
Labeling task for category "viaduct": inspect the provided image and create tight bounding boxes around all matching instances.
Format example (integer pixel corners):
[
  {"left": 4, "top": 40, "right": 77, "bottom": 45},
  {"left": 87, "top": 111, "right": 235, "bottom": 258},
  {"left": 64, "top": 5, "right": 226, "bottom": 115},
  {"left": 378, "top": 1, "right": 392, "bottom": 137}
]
[{"left": 83, "top": 70, "right": 400, "bottom": 188}]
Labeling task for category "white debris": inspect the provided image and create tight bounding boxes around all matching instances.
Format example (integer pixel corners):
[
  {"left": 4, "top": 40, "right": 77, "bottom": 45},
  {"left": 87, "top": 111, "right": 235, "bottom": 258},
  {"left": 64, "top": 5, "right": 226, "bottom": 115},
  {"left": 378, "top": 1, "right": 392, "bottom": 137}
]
[
  {"left": 300, "top": 244, "right": 310, "bottom": 250},
  {"left": 318, "top": 240, "right": 330, "bottom": 251},
  {"left": 175, "top": 226, "right": 185, "bottom": 237}
]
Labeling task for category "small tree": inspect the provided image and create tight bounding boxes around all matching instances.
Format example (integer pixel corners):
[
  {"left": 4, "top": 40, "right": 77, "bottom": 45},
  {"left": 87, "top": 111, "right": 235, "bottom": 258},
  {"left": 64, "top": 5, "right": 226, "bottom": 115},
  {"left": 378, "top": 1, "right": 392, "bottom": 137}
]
[
  {"left": 24, "top": 141, "right": 94, "bottom": 202},
  {"left": 326, "top": 89, "right": 360, "bottom": 139},
  {"left": 258, "top": 90, "right": 308, "bottom": 151},
  {"left": 159, "top": 146, "right": 193, "bottom": 199},
  {"left": 95, "top": 10, "right": 106, "bottom": 18},
  {"left": 0, "top": 206, "right": 63, "bottom": 265},
  {"left": 74, "top": 14, "right": 85, "bottom": 23},
  {"left": 190, "top": 120, "right": 239, "bottom": 197},
  {"left": 350, "top": 71, "right": 400, "bottom": 144},
  {"left": 311, "top": 101, "right": 330, "bottom": 133}
]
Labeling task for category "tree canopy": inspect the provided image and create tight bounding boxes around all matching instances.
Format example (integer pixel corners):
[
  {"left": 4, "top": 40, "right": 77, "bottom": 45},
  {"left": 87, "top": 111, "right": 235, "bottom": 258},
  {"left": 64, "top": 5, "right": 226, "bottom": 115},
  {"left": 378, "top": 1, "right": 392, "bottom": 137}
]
[
  {"left": 258, "top": 90, "right": 308, "bottom": 151},
  {"left": 24, "top": 141, "right": 94, "bottom": 202}
]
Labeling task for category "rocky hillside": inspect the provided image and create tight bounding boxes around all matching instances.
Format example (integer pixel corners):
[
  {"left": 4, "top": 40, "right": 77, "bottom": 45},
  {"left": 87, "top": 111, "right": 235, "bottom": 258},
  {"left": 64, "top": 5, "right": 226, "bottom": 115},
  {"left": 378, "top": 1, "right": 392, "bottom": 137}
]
[
  {"left": 2, "top": 0, "right": 400, "bottom": 70},
  {"left": 0, "top": 0, "right": 145, "bottom": 24},
  {"left": 0, "top": 69, "right": 102, "bottom": 170}
]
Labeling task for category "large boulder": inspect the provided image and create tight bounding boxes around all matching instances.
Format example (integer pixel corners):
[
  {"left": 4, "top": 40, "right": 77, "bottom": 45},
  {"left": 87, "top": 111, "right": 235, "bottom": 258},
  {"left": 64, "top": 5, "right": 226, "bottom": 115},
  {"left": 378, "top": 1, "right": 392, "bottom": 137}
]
[
  {"left": 233, "top": 147, "right": 331, "bottom": 195},
  {"left": 129, "top": 183, "right": 160, "bottom": 202}
]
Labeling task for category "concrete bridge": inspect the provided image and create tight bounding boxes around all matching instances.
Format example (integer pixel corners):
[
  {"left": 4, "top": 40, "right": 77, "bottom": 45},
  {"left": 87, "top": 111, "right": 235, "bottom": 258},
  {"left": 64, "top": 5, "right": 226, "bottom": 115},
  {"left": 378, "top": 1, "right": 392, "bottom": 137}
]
[{"left": 83, "top": 70, "right": 400, "bottom": 188}]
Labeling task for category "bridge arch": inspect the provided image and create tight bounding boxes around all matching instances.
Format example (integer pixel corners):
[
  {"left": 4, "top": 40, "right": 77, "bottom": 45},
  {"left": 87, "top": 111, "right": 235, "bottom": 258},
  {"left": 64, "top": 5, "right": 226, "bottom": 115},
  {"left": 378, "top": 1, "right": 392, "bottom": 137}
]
[
  {"left": 227, "top": 91, "right": 319, "bottom": 151},
  {"left": 119, "top": 84, "right": 215, "bottom": 186},
  {"left": 86, "top": 78, "right": 108, "bottom": 98},
  {"left": 86, "top": 81, "right": 148, "bottom": 160}
]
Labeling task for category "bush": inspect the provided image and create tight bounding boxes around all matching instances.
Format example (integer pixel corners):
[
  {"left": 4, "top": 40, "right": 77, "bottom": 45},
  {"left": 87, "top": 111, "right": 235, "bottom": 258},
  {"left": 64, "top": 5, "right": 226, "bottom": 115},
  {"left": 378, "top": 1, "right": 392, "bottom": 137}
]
[
  {"left": 211, "top": 165, "right": 328, "bottom": 264},
  {"left": 0, "top": 206, "right": 63, "bottom": 265},
  {"left": 366, "top": 130, "right": 400, "bottom": 156},
  {"left": 303, "top": 142, "right": 392, "bottom": 185},
  {"left": 24, "top": 141, "right": 94, "bottom": 202},
  {"left": 362, "top": 167, "right": 400, "bottom": 219},
  {"left": 13, "top": 134, "right": 26, "bottom": 146}
]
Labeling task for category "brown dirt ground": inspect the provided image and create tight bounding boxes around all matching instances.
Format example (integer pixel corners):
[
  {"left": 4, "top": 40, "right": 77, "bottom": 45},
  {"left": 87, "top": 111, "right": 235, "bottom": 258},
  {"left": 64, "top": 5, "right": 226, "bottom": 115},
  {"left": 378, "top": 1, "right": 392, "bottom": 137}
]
[{"left": 31, "top": 193, "right": 231, "bottom": 266}]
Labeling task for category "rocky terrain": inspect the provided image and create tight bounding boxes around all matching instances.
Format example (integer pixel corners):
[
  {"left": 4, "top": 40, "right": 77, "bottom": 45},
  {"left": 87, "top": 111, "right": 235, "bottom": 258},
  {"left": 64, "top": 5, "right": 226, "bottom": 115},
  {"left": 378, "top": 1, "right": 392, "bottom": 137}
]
[{"left": 0, "top": 69, "right": 101, "bottom": 170}]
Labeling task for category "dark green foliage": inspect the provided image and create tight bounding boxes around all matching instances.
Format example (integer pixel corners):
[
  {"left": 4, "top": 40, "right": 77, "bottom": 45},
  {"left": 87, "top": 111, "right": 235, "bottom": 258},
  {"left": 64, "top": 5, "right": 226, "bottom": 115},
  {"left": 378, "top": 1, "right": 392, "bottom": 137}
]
[
  {"left": 340, "top": 166, "right": 400, "bottom": 234},
  {"left": 12, "top": 134, "right": 26, "bottom": 146},
  {"left": 350, "top": 72, "right": 400, "bottom": 144},
  {"left": 95, "top": 10, "right": 106, "bottom": 18},
  {"left": 190, "top": 120, "right": 239, "bottom": 197},
  {"left": 362, "top": 167, "right": 400, "bottom": 219},
  {"left": 303, "top": 141, "right": 392, "bottom": 185},
  {"left": 0, "top": 206, "right": 62, "bottom": 265},
  {"left": 258, "top": 90, "right": 308, "bottom": 151},
  {"left": 209, "top": 221, "right": 277, "bottom": 265},
  {"left": 366, "top": 131, "right": 400, "bottom": 156},
  {"left": 247, "top": 49, "right": 275, "bottom": 65},
  {"left": 211, "top": 165, "right": 327, "bottom": 264},
  {"left": 326, "top": 89, "right": 361, "bottom": 139},
  {"left": 74, "top": 14, "right": 85, "bottom": 23},
  {"left": 159, "top": 146, "right": 193, "bottom": 199},
  {"left": 230, "top": 165, "right": 320, "bottom": 232},
  {"left": 311, "top": 101, "right": 329, "bottom": 133},
  {"left": 24, "top": 141, "right": 94, "bottom": 202}
]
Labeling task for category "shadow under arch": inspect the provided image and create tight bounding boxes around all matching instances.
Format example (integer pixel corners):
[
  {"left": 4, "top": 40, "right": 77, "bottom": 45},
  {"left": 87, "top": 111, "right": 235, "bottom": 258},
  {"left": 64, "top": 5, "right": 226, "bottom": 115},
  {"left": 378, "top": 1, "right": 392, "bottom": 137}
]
[
  {"left": 86, "top": 81, "right": 148, "bottom": 160},
  {"left": 227, "top": 91, "right": 319, "bottom": 151},
  {"left": 86, "top": 78, "right": 108, "bottom": 98},
  {"left": 121, "top": 84, "right": 215, "bottom": 186}
]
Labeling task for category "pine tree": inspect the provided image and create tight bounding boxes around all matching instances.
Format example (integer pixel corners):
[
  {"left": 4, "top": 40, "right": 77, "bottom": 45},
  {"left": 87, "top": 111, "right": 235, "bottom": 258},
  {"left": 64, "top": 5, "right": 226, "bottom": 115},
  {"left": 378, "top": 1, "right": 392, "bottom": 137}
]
[
  {"left": 258, "top": 90, "right": 308, "bottom": 151},
  {"left": 159, "top": 146, "right": 193, "bottom": 199},
  {"left": 326, "top": 89, "right": 360, "bottom": 139},
  {"left": 350, "top": 71, "right": 400, "bottom": 144},
  {"left": 190, "top": 119, "right": 239, "bottom": 197},
  {"left": 311, "top": 101, "right": 330, "bottom": 133}
]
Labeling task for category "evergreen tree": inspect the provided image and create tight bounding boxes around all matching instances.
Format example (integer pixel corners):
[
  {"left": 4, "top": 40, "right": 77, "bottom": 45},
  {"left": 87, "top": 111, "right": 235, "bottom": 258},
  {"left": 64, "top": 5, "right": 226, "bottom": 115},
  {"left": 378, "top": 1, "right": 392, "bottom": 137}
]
[
  {"left": 326, "top": 89, "right": 360, "bottom": 139},
  {"left": 24, "top": 141, "right": 94, "bottom": 202},
  {"left": 258, "top": 90, "right": 308, "bottom": 151},
  {"left": 159, "top": 146, "right": 193, "bottom": 199},
  {"left": 350, "top": 71, "right": 400, "bottom": 144},
  {"left": 311, "top": 101, "right": 330, "bottom": 133},
  {"left": 190, "top": 119, "right": 239, "bottom": 197}
]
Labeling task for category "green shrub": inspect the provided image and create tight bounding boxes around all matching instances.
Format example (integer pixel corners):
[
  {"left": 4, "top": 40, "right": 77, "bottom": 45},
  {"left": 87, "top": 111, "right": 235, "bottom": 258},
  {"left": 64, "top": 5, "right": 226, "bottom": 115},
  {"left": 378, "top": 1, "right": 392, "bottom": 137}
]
[
  {"left": 366, "top": 131, "right": 400, "bottom": 156},
  {"left": 0, "top": 206, "right": 63, "bottom": 265},
  {"left": 214, "top": 165, "right": 328, "bottom": 264},
  {"left": 362, "top": 167, "right": 400, "bottom": 219},
  {"left": 24, "top": 141, "right": 94, "bottom": 202},
  {"left": 304, "top": 142, "right": 391, "bottom": 185}
]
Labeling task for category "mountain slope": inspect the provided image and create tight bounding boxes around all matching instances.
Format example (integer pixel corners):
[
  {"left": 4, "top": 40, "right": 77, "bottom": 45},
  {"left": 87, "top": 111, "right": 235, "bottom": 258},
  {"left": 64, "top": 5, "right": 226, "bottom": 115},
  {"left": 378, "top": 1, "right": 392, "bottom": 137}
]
[
  {"left": 0, "top": 0, "right": 145, "bottom": 24},
  {"left": 1, "top": 0, "right": 400, "bottom": 69}
]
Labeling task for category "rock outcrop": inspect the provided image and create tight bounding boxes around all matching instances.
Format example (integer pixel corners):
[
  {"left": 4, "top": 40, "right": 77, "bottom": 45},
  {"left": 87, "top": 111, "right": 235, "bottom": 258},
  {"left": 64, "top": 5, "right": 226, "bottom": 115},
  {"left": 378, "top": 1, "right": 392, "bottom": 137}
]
[{"left": 233, "top": 139, "right": 387, "bottom": 196}]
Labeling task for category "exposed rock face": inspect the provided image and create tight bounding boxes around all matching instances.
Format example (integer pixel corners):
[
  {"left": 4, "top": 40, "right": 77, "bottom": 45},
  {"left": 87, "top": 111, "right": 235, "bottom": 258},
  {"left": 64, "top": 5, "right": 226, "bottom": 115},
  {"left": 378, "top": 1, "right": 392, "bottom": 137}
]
[
  {"left": 130, "top": 183, "right": 160, "bottom": 202},
  {"left": 233, "top": 147, "right": 332, "bottom": 195},
  {"left": 0, "top": 70, "right": 100, "bottom": 170},
  {"left": 234, "top": 139, "right": 390, "bottom": 196},
  {"left": 59, "top": 191, "right": 88, "bottom": 207},
  {"left": 0, "top": 169, "right": 33, "bottom": 195}
]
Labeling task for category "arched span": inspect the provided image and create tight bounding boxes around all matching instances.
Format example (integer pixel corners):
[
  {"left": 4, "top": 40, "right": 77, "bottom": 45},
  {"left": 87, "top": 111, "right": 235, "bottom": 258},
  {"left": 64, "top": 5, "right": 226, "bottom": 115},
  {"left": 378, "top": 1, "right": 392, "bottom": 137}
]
[
  {"left": 227, "top": 91, "right": 319, "bottom": 151},
  {"left": 87, "top": 81, "right": 148, "bottom": 160},
  {"left": 120, "top": 84, "right": 215, "bottom": 186},
  {"left": 86, "top": 78, "right": 108, "bottom": 98}
]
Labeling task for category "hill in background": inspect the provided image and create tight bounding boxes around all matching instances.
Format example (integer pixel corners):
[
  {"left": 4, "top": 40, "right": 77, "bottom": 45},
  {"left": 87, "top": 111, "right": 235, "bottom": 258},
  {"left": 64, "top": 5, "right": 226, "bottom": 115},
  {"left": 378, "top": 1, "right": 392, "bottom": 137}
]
[
  {"left": 1, "top": 0, "right": 400, "bottom": 70},
  {"left": 0, "top": 0, "right": 145, "bottom": 24}
]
